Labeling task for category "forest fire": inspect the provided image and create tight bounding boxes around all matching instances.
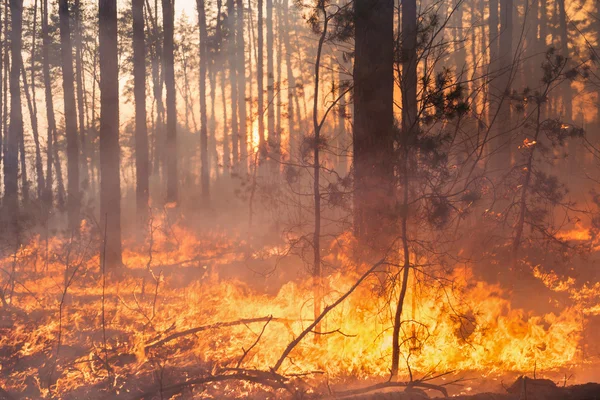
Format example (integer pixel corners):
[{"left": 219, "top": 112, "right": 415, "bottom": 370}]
[
  {"left": 0, "top": 220, "right": 597, "bottom": 398},
  {"left": 2, "top": 0, "right": 600, "bottom": 397}
]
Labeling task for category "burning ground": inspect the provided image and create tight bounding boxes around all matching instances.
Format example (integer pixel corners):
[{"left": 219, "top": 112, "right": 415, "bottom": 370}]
[{"left": 0, "top": 214, "right": 599, "bottom": 399}]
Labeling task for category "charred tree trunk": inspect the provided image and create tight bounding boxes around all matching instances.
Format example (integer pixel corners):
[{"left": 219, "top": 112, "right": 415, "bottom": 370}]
[
  {"left": 197, "top": 0, "right": 209, "bottom": 206},
  {"left": 227, "top": 0, "right": 239, "bottom": 171},
  {"left": 353, "top": 0, "right": 394, "bottom": 243},
  {"left": 42, "top": 0, "right": 58, "bottom": 206},
  {"left": 162, "top": 0, "right": 178, "bottom": 203},
  {"left": 236, "top": 0, "right": 247, "bottom": 174},
  {"left": 133, "top": 0, "right": 149, "bottom": 224},
  {"left": 74, "top": 0, "right": 89, "bottom": 190},
  {"left": 282, "top": 0, "right": 295, "bottom": 158},
  {"left": 391, "top": 0, "right": 417, "bottom": 378},
  {"left": 266, "top": 0, "right": 277, "bottom": 169},
  {"left": 59, "top": 0, "right": 81, "bottom": 231},
  {"left": 28, "top": 0, "right": 45, "bottom": 199},
  {"left": 99, "top": 0, "right": 123, "bottom": 268},
  {"left": 4, "top": 0, "right": 23, "bottom": 220},
  {"left": 21, "top": 65, "right": 44, "bottom": 200},
  {"left": 257, "top": 0, "right": 265, "bottom": 161}
]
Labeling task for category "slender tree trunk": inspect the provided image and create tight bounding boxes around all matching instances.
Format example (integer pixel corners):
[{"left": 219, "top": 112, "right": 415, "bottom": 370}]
[
  {"left": 275, "top": 0, "right": 282, "bottom": 146},
  {"left": 557, "top": 0, "right": 572, "bottom": 121},
  {"left": 133, "top": 0, "right": 149, "bottom": 224},
  {"left": 197, "top": 0, "right": 209, "bottom": 206},
  {"left": 221, "top": 69, "right": 231, "bottom": 172},
  {"left": 282, "top": 0, "right": 295, "bottom": 158},
  {"left": 21, "top": 65, "right": 45, "bottom": 200},
  {"left": 257, "top": 0, "right": 265, "bottom": 161},
  {"left": 237, "top": 0, "right": 247, "bottom": 174},
  {"left": 74, "top": 0, "right": 89, "bottom": 189},
  {"left": 227, "top": 0, "right": 239, "bottom": 170},
  {"left": 391, "top": 0, "right": 417, "bottom": 378},
  {"left": 99, "top": 0, "right": 122, "bottom": 268},
  {"left": 29, "top": 0, "right": 45, "bottom": 199},
  {"left": 488, "top": 0, "right": 500, "bottom": 64},
  {"left": 266, "top": 0, "right": 277, "bottom": 169},
  {"left": 42, "top": 0, "right": 56, "bottom": 205},
  {"left": 4, "top": 0, "right": 23, "bottom": 221},
  {"left": 162, "top": 0, "right": 177, "bottom": 203},
  {"left": 59, "top": 0, "right": 80, "bottom": 231},
  {"left": 18, "top": 106, "right": 29, "bottom": 204}
]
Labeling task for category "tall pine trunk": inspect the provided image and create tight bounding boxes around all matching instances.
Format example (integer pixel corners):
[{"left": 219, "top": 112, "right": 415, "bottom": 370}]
[
  {"left": 257, "top": 0, "right": 265, "bottom": 160},
  {"left": 353, "top": 0, "right": 394, "bottom": 242},
  {"left": 99, "top": 0, "right": 122, "bottom": 268},
  {"left": 4, "top": 0, "right": 24, "bottom": 220},
  {"left": 266, "top": 0, "right": 276, "bottom": 169},
  {"left": 133, "top": 0, "right": 149, "bottom": 224},
  {"left": 59, "top": 0, "right": 80, "bottom": 231},
  {"left": 197, "top": 0, "right": 209, "bottom": 206},
  {"left": 227, "top": 0, "right": 239, "bottom": 171},
  {"left": 162, "top": 0, "right": 178, "bottom": 203},
  {"left": 236, "top": 0, "right": 247, "bottom": 174},
  {"left": 74, "top": 0, "right": 89, "bottom": 189}
]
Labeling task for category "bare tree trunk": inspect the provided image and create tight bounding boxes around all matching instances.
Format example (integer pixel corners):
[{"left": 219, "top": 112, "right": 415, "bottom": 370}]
[
  {"left": 21, "top": 65, "right": 45, "bottom": 200},
  {"left": 197, "top": 0, "right": 210, "bottom": 206},
  {"left": 74, "top": 0, "right": 89, "bottom": 190},
  {"left": 282, "top": 0, "right": 295, "bottom": 159},
  {"left": 4, "top": 0, "right": 23, "bottom": 220},
  {"left": 557, "top": 0, "right": 572, "bottom": 122},
  {"left": 18, "top": 106, "right": 29, "bottom": 204},
  {"left": 28, "top": 0, "right": 45, "bottom": 199},
  {"left": 353, "top": 0, "right": 394, "bottom": 242},
  {"left": 266, "top": 0, "right": 277, "bottom": 169},
  {"left": 257, "top": 0, "right": 265, "bottom": 161},
  {"left": 42, "top": 0, "right": 58, "bottom": 206},
  {"left": 391, "top": 0, "right": 417, "bottom": 378},
  {"left": 236, "top": 0, "right": 247, "bottom": 174},
  {"left": 227, "top": 0, "right": 239, "bottom": 171},
  {"left": 59, "top": 0, "right": 81, "bottom": 231},
  {"left": 133, "top": 0, "right": 149, "bottom": 224},
  {"left": 162, "top": 0, "right": 177, "bottom": 203},
  {"left": 99, "top": 0, "right": 122, "bottom": 268}
]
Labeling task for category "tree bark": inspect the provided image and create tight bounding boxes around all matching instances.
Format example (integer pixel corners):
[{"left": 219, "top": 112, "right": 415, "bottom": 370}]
[
  {"left": 197, "top": 0, "right": 210, "bottom": 206},
  {"left": 227, "top": 0, "right": 239, "bottom": 171},
  {"left": 4, "top": 0, "right": 24, "bottom": 219},
  {"left": 28, "top": 0, "right": 45, "bottom": 199},
  {"left": 266, "top": 0, "right": 277, "bottom": 169},
  {"left": 257, "top": 0, "right": 265, "bottom": 161},
  {"left": 237, "top": 0, "right": 247, "bottom": 174},
  {"left": 162, "top": 0, "right": 178, "bottom": 203},
  {"left": 133, "top": 0, "right": 150, "bottom": 224},
  {"left": 59, "top": 0, "right": 81, "bottom": 231},
  {"left": 74, "top": 0, "right": 89, "bottom": 189},
  {"left": 353, "top": 0, "right": 394, "bottom": 243},
  {"left": 99, "top": 0, "right": 123, "bottom": 268}
]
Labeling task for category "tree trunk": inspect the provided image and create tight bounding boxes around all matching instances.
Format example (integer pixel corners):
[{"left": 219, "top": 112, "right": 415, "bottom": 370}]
[
  {"left": 266, "top": 0, "right": 277, "bottom": 169},
  {"left": 99, "top": 0, "right": 123, "bottom": 268},
  {"left": 162, "top": 0, "right": 177, "bottom": 203},
  {"left": 59, "top": 0, "right": 81, "bottom": 231},
  {"left": 237, "top": 0, "right": 247, "bottom": 174},
  {"left": 282, "top": 0, "right": 295, "bottom": 159},
  {"left": 21, "top": 64, "right": 45, "bottom": 200},
  {"left": 227, "top": 0, "right": 239, "bottom": 171},
  {"left": 133, "top": 0, "right": 150, "bottom": 224},
  {"left": 257, "top": 0, "right": 265, "bottom": 161},
  {"left": 28, "top": 0, "right": 45, "bottom": 199},
  {"left": 74, "top": 0, "right": 89, "bottom": 190},
  {"left": 197, "top": 0, "right": 209, "bottom": 206},
  {"left": 352, "top": 0, "right": 394, "bottom": 243},
  {"left": 4, "top": 0, "right": 24, "bottom": 220}
]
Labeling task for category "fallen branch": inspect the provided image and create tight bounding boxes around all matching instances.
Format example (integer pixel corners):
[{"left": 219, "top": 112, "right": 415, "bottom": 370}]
[
  {"left": 129, "top": 371, "right": 288, "bottom": 400},
  {"left": 145, "top": 316, "right": 292, "bottom": 350},
  {"left": 334, "top": 380, "right": 448, "bottom": 398}
]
